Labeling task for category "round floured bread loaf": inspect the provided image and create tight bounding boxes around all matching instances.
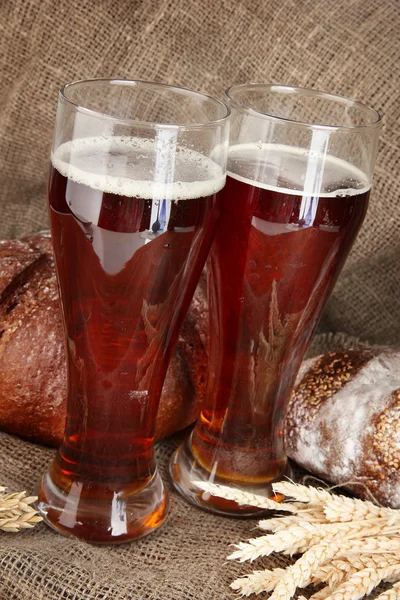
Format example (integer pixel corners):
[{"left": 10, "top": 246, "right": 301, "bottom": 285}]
[
  {"left": 285, "top": 348, "right": 400, "bottom": 508},
  {"left": 0, "top": 231, "right": 207, "bottom": 446}
]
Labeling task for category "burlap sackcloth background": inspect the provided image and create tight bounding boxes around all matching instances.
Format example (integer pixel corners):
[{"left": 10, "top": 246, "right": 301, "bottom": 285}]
[{"left": 0, "top": 0, "right": 399, "bottom": 598}]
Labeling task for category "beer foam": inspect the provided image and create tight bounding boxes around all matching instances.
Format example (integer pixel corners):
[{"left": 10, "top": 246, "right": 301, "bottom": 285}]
[
  {"left": 228, "top": 143, "right": 371, "bottom": 197},
  {"left": 52, "top": 136, "right": 225, "bottom": 200}
]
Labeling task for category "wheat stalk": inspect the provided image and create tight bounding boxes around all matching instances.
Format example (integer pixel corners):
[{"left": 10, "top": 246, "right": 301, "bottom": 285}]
[
  {"left": 259, "top": 510, "right": 327, "bottom": 532},
  {"left": 0, "top": 488, "right": 42, "bottom": 533},
  {"left": 273, "top": 483, "right": 396, "bottom": 523},
  {"left": 321, "top": 566, "right": 400, "bottom": 600},
  {"left": 229, "top": 521, "right": 400, "bottom": 563},
  {"left": 323, "top": 497, "right": 398, "bottom": 524},
  {"left": 375, "top": 581, "right": 400, "bottom": 600},
  {"left": 272, "top": 482, "right": 335, "bottom": 504},
  {"left": 313, "top": 556, "right": 400, "bottom": 589},
  {"left": 205, "top": 480, "right": 400, "bottom": 600},
  {"left": 270, "top": 540, "right": 342, "bottom": 600},
  {"left": 230, "top": 567, "right": 286, "bottom": 596},
  {"left": 194, "top": 481, "right": 301, "bottom": 513}
]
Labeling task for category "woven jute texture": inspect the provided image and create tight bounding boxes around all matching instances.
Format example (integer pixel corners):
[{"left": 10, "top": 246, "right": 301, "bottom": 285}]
[
  {"left": 0, "top": 0, "right": 398, "bottom": 598},
  {"left": 0, "top": 333, "right": 366, "bottom": 600},
  {"left": 0, "top": 0, "right": 399, "bottom": 345}
]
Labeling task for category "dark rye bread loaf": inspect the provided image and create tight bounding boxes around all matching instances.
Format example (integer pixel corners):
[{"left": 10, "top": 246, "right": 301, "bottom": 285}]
[
  {"left": 0, "top": 231, "right": 206, "bottom": 446},
  {"left": 286, "top": 348, "right": 400, "bottom": 508}
]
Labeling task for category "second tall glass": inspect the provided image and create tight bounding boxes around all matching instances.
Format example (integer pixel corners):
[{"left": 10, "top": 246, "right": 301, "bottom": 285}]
[
  {"left": 36, "top": 79, "right": 229, "bottom": 542},
  {"left": 171, "top": 83, "right": 381, "bottom": 515}
]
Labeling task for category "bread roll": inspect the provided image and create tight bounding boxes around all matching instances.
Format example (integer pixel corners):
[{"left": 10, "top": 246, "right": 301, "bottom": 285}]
[
  {"left": 285, "top": 348, "right": 400, "bottom": 508},
  {"left": 0, "top": 232, "right": 206, "bottom": 446}
]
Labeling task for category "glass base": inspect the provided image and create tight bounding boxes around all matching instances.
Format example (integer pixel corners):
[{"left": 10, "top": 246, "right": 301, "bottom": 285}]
[
  {"left": 170, "top": 434, "right": 292, "bottom": 517},
  {"left": 36, "top": 468, "right": 169, "bottom": 544}
]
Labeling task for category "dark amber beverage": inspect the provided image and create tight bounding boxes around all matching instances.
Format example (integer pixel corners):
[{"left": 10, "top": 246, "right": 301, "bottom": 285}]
[
  {"left": 171, "top": 142, "right": 371, "bottom": 515},
  {"left": 192, "top": 145, "right": 369, "bottom": 486},
  {"left": 39, "top": 135, "right": 224, "bottom": 542},
  {"left": 170, "top": 83, "right": 380, "bottom": 517}
]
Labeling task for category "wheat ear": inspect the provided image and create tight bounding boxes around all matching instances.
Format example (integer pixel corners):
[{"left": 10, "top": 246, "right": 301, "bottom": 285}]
[
  {"left": 323, "top": 496, "right": 398, "bottom": 524},
  {"left": 314, "top": 556, "right": 400, "bottom": 589},
  {"left": 269, "top": 540, "right": 342, "bottom": 600},
  {"left": 310, "top": 584, "right": 337, "bottom": 600},
  {"left": 272, "top": 483, "right": 395, "bottom": 522},
  {"left": 321, "top": 566, "right": 400, "bottom": 600},
  {"left": 218, "top": 480, "right": 400, "bottom": 599},
  {"left": 230, "top": 567, "right": 286, "bottom": 596},
  {"left": 229, "top": 521, "right": 400, "bottom": 563},
  {"left": 0, "top": 489, "right": 42, "bottom": 533},
  {"left": 194, "top": 481, "right": 300, "bottom": 513},
  {"left": 259, "top": 509, "right": 327, "bottom": 531},
  {"left": 375, "top": 581, "right": 400, "bottom": 600},
  {"left": 269, "top": 545, "right": 400, "bottom": 600}
]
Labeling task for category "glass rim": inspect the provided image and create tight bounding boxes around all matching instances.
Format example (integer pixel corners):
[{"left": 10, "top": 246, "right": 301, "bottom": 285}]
[
  {"left": 60, "top": 78, "right": 231, "bottom": 130},
  {"left": 225, "top": 83, "right": 382, "bottom": 132}
]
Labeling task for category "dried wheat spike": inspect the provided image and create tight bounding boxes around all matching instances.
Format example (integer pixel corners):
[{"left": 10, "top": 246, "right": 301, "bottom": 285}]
[
  {"left": 225, "top": 480, "right": 400, "bottom": 600},
  {"left": 228, "top": 522, "right": 329, "bottom": 562},
  {"left": 273, "top": 483, "right": 398, "bottom": 524},
  {"left": 344, "top": 555, "right": 400, "bottom": 572},
  {"left": 323, "top": 496, "right": 397, "bottom": 524},
  {"left": 374, "top": 581, "right": 400, "bottom": 600},
  {"left": 316, "top": 537, "right": 400, "bottom": 556},
  {"left": 230, "top": 520, "right": 400, "bottom": 563},
  {"left": 269, "top": 540, "right": 341, "bottom": 600},
  {"left": 272, "top": 482, "right": 335, "bottom": 504},
  {"left": 321, "top": 566, "right": 400, "bottom": 600},
  {"left": 0, "top": 489, "right": 42, "bottom": 533},
  {"left": 313, "top": 560, "right": 356, "bottom": 589},
  {"left": 259, "top": 509, "right": 327, "bottom": 532},
  {"left": 310, "top": 565, "right": 400, "bottom": 600},
  {"left": 230, "top": 567, "right": 286, "bottom": 596},
  {"left": 314, "top": 556, "right": 400, "bottom": 589},
  {"left": 241, "top": 540, "right": 400, "bottom": 600},
  {"left": 194, "top": 481, "right": 300, "bottom": 513}
]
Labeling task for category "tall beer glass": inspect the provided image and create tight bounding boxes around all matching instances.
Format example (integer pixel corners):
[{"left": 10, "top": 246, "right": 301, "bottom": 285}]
[
  {"left": 171, "top": 84, "right": 381, "bottom": 516},
  {"left": 37, "top": 79, "right": 229, "bottom": 542}
]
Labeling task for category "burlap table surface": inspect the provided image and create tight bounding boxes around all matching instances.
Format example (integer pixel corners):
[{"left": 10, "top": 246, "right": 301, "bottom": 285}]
[
  {"left": 0, "top": 0, "right": 399, "bottom": 597},
  {"left": 0, "top": 332, "right": 368, "bottom": 600}
]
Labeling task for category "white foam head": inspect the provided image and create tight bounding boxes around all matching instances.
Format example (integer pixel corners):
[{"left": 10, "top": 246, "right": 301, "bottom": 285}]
[
  {"left": 227, "top": 143, "right": 370, "bottom": 197},
  {"left": 52, "top": 136, "right": 226, "bottom": 276},
  {"left": 52, "top": 136, "right": 225, "bottom": 200}
]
